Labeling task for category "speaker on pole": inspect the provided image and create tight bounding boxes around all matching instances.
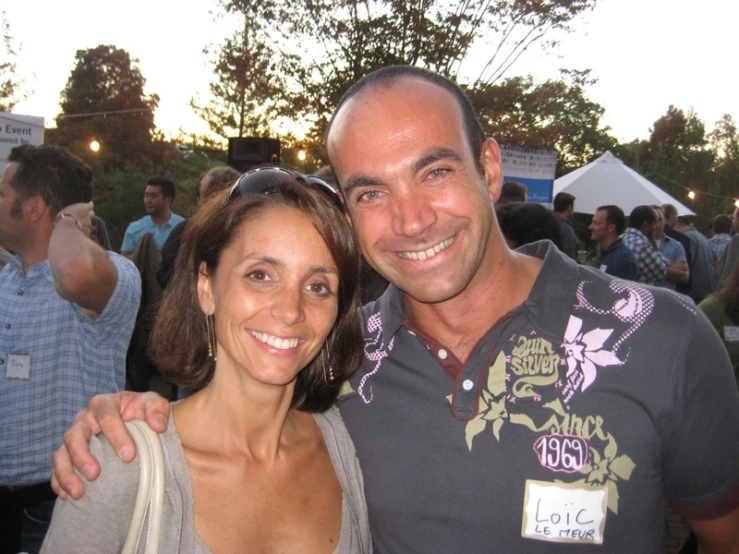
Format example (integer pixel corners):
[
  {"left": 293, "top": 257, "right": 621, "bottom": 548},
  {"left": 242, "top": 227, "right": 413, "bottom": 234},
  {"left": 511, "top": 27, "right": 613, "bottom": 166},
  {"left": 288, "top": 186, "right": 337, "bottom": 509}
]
[{"left": 227, "top": 137, "right": 281, "bottom": 172}]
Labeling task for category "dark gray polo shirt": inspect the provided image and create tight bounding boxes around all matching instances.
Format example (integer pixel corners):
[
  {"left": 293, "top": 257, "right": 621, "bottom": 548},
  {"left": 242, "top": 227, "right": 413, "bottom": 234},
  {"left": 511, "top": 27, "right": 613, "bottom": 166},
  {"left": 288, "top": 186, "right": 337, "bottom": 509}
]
[{"left": 338, "top": 240, "right": 739, "bottom": 553}]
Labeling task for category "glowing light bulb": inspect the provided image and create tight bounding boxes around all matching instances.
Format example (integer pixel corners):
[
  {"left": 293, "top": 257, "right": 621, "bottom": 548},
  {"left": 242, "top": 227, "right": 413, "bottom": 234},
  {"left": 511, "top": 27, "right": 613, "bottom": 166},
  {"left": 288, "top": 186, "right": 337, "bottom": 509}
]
[
  {"left": 297, "top": 150, "right": 307, "bottom": 161},
  {"left": 687, "top": 191, "right": 696, "bottom": 200},
  {"left": 734, "top": 199, "right": 739, "bottom": 209},
  {"left": 89, "top": 140, "right": 100, "bottom": 153}
]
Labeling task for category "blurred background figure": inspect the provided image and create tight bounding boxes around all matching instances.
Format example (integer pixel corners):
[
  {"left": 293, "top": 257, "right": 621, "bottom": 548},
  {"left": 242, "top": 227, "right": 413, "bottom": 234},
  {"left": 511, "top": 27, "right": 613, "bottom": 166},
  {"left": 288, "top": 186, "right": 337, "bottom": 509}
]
[
  {"left": 589, "top": 205, "right": 637, "bottom": 281},
  {"left": 699, "top": 261, "right": 739, "bottom": 385},
  {"left": 496, "top": 202, "right": 564, "bottom": 251},
  {"left": 496, "top": 180, "right": 527, "bottom": 205},
  {"left": 552, "top": 192, "right": 578, "bottom": 260}
]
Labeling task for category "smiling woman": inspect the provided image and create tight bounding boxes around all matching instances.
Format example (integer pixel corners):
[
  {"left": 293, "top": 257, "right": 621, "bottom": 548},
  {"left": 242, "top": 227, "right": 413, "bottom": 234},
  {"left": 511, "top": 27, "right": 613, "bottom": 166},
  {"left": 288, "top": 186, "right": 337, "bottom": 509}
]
[{"left": 40, "top": 176, "right": 370, "bottom": 553}]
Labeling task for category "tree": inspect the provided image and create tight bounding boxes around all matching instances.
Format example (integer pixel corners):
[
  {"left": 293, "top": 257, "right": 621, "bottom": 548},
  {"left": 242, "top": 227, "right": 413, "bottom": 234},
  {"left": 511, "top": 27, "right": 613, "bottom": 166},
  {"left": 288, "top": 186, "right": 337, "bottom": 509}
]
[
  {"left": 468, "top": 69, "right": 616, "bottom": 174},
  {"left": 191, "top": 1, "right": 287, "bottom": 139},
  {"left": 199, "top": 0, "right": 598, "bottom": 142},
  {"left": 0, "top": 11, "right": 29, "bottom": 112},
  {"left": 52, "top": 45, "right": 160, "bottom": 170}
]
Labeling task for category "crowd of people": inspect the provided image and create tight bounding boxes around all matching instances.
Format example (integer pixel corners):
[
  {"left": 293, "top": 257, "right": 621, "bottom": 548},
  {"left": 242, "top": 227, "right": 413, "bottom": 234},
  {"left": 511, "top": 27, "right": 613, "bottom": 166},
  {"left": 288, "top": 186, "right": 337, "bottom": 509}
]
[{"left": 1, "top": 65, "right": 738, "bottom": 553}]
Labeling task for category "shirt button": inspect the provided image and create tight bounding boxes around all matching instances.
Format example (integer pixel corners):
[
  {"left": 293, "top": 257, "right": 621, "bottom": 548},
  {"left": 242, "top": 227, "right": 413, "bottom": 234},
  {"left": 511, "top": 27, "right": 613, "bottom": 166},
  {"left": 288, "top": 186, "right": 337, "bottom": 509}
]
[
  {"left": 0, "top": 359, "right": 4, "bottom": 364},
  {"left": 438, "top": 349, "right": 448, "bottom": 360},
  {"left": 462, "top": 379, "right": 474, "bottom": 391},
  {"left": 4, "top": 324, "right": 9, "bottom": 329},
  {"left": 17, "top": 289, "right": 23, "bottom": 296}
]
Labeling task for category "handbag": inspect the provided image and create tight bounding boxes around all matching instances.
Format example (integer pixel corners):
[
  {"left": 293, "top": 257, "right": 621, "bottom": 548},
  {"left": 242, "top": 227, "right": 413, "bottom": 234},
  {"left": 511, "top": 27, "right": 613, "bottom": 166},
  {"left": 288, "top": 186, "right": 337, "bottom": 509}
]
[{"left": 122, "top": 420, "right": 166, "bottom": 554}]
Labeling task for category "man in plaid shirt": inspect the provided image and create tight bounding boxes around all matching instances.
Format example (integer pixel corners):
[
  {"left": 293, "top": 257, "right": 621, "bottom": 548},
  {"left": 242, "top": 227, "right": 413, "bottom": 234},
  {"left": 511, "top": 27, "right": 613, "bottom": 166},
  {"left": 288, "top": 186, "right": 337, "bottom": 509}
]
[
  {"left": 0, "top": 145, "right": 140, "bottom": 554},
  {"left": 621, "top": 205, "right": 669, "bottom": 285}
]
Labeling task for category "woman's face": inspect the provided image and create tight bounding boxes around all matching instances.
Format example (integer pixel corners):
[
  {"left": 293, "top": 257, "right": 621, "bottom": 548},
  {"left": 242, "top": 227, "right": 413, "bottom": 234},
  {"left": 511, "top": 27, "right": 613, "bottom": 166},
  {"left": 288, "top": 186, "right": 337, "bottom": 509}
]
[{"left": 198, "top": 205, "right": 340, "bottom": 388}]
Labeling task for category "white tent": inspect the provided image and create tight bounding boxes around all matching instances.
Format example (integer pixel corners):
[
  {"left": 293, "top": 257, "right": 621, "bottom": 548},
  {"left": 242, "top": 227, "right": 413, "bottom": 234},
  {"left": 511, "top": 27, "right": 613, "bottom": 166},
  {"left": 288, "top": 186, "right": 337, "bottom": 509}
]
[{"left": 553, "top": 151, "right": 695, "bottom": 216}]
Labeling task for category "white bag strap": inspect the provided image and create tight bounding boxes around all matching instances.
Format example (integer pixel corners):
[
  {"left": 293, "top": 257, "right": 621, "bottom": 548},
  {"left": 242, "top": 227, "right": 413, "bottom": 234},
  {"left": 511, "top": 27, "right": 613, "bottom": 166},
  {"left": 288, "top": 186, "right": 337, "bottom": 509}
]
[{"left": 122, "top": 420, "right": 166, "bottom": 554}]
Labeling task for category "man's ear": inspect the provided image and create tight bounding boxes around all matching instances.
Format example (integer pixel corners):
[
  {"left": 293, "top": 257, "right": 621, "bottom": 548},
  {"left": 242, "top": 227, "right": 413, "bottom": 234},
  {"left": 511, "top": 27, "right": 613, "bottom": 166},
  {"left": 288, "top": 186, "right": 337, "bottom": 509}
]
[
  {"left": 196, "top": 261, "right": 215, "bottom": 315},
  {"left": 27, "top": 195, "right": 48, "bottom": 223},
  {"left": 480, "top": 138, "right": 503, "bottom": 203}
]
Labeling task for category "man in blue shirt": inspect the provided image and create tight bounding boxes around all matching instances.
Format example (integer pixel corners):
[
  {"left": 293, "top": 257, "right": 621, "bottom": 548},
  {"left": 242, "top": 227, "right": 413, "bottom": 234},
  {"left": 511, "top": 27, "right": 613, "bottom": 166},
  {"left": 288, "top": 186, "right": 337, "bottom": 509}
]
[
  {"left": 120, "top": 177, "right": 184, "bottom": 258},
  {"left": 652, "top": 205, "right": 689, "bottom": 291},
  {"left": 589, "top": 205, "right": 638, "bottom": 280},
  {"left": 0, "top": 145, "right": 140, "bottom": 553},
  {"left": 553, "top": 192, "right": 578, "bottom": 260}
]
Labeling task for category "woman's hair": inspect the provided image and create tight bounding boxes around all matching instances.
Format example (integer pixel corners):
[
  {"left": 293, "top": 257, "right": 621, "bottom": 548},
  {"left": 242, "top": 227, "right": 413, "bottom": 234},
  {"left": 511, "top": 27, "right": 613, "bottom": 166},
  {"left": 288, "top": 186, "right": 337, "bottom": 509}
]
[
  {"left": 714, "top": 261, "right": 739, "bottom": 324},
  {"left": 150, "top": 179, "right": 364, "bottom": 412}
]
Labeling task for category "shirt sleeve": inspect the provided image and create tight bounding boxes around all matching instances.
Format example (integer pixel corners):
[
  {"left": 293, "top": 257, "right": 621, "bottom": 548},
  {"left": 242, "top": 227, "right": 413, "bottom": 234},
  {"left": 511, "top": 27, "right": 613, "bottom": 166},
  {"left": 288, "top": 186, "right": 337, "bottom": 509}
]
[
  {"left": 40, "top": 435, "right": 140, "bottom": 553},
  {"left": 72, "top": 253, "right": 141, "bottom": 343},
  {"left": 663, "top": 307, "right": 739, "bottom": 513},
  {"left": 638, "top": 243, "right": 668, "bottom": 283}
]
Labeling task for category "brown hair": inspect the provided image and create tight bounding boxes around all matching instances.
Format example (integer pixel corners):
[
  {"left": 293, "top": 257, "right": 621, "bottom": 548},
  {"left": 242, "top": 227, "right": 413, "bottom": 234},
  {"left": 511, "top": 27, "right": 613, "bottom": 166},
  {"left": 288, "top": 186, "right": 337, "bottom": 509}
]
[{"left": 150, "top": 180, "right": 364, "bottom": 412}]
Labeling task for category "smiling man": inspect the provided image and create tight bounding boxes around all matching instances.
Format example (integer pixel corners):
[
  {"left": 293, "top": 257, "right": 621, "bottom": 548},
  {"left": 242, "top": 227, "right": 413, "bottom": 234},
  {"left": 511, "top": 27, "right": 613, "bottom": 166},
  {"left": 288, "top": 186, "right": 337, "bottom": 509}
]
[{"left": 53, "top": 66, "right": 739, "bottom": 553}]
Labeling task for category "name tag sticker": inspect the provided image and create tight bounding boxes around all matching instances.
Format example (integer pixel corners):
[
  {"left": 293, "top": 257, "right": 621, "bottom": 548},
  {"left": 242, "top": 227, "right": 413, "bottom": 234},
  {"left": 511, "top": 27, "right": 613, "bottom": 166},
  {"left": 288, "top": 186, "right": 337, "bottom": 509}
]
[
  {"left": 599, "top": 264, "right": 608, "bottom": 272},
  {"left": 521, "top": 479, "right": 607, "bottom": 544},
  {"left": 724, "top": 326, "right": 739, "bottom": 342},
  {"left": 6, "top": 353, "right": 31, "bottom": 380}
]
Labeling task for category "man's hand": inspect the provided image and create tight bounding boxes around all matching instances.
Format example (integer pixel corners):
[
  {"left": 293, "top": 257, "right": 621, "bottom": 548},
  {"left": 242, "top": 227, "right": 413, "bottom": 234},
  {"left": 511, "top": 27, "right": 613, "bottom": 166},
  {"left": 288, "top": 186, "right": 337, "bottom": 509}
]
[
  {"left": 57, "top": 202, "right": 95, "bottom": 239},
  {"left": 51, "top": 391, "right": 171, "bottom": 500}
]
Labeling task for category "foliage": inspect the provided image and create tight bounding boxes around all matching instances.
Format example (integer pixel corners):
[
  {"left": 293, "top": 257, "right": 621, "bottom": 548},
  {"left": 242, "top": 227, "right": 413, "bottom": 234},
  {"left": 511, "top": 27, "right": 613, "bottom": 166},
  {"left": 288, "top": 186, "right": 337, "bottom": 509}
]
[
  {"left": 0, "top": 11, "right": 29, "bottom": 112},
  {"left": 468, "top": 69, "right": 617, "bottom": 174},
  {"left": 52, "top": 45, "right": 161, "bottom": 171},
  {"left": 199, "top": 0, "right": 597, "bottom": 141},
  {"left": 191, "top": 1, "right": 288, "bottom": 139}
]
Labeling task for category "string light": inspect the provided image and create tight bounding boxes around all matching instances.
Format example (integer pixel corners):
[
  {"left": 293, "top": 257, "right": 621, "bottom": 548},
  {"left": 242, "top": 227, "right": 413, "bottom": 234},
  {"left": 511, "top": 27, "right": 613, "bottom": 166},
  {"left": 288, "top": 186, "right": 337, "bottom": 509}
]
[
  {"left": 687, "top": 190, "right": 696, "bottom": 200},
  {"left": 735, "top": 199, "right": 739, "bottom": 209},
  {"left": 657, "top": 174, "right": 737, "bottom": 206},
  {"left": 89, "top": 140, "right": 100, "bottom": 152}
]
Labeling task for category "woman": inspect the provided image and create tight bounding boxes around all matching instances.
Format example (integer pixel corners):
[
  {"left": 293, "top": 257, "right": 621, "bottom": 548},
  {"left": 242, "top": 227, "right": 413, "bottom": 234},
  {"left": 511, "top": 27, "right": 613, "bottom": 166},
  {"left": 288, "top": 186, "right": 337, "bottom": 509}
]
[
  {"left": 699, "top": 260, "right": 739, "bottom": 384},
  {"left": 41, "top": 168, "right": 371, "bottom": 552}
]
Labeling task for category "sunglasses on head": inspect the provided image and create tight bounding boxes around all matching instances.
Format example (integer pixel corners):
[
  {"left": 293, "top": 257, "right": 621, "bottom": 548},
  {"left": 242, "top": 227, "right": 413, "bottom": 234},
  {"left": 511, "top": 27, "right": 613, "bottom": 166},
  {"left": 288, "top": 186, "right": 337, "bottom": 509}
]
[{"left": 227, "top": 166, "right": 340, "bottom": 206}]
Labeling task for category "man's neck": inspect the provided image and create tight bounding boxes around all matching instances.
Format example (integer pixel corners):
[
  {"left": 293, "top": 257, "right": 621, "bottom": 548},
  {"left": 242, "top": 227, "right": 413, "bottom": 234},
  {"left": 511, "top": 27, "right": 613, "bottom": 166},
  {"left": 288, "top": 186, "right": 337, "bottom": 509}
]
[
  {"left": 16, "top": 234, "right": 50, "bottom": 275},
  {"left": 150, "top": 210, "right": 171, "bottom": 227},
  {"left": 599, "top": 235, "right": 618, "bottom": 250},
  {"left": 403, "top": 245, "right": 543, "bottom": 362}
]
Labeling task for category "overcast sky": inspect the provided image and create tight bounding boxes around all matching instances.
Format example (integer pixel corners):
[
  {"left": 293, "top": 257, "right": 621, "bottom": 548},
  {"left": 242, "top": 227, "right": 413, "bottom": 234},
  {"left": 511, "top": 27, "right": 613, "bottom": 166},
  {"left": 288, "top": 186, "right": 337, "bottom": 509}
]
[{"left": 6, "top": 0, "right": 738, "bottom": 143}]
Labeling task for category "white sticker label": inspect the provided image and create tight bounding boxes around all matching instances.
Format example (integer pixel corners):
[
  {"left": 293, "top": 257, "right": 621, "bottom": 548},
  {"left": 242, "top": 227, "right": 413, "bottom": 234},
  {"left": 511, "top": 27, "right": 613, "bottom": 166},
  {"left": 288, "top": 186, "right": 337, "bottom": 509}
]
[
  {"left": 599, "top": 264, "right": 608, "bottom": 273},
  {"left": 521, "top": 479, "right": 608, "bottom": 544},
  {"left": 6, "top": 353, "right": 31, "bottom": 380},
  {"left": 724, "top": 326, "right": 739, "bottom": 342}
]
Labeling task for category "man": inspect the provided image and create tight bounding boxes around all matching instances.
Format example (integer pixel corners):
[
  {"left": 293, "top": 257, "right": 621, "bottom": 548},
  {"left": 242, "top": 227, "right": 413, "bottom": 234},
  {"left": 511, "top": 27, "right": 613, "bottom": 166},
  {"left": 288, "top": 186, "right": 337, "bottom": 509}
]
[
  {"left": 552, "top": 191, "right": 578, "bottom": 259},
  {"left": 662, "top": 203, "right": 693, "bottom": 295},
  {"left": 675, "top": 216, "right": 716, "bottom": 303},
  {"left": 52, "top": 67, "right": 739, "bottom": 552},
  {"left": 120, "top": 176, "right": 184, "bottom": 258},
  {"left": 652, "top": 205, "right": 689, "bottom": 291},
  {"left": 620, "top": 205, "right": 669, "bottom": 285},
  {"left": 708, "top": 213, "right": 732, "bottom": 276},
  {"left": 589, "top": 205, "right": 638, "bottom": 280},
  {"left": 496, "top": 180, "right": 527, "bottom": 205},
  {"left": 0, "top": 145, "right": 141, "bottom": 553},
  {"left": 719, "top": 208, "right": 739, "bottom": 284}
]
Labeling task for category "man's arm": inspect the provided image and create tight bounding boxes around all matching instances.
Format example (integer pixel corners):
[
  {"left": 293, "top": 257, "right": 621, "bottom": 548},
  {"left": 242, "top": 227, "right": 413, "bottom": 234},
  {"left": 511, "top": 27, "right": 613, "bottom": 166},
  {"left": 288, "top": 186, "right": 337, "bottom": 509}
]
[
  {"left": 683, "top": 505, "right": 739, "bottom": 554},
  {"left": 639, "top": 241, "right": 668, "bottom": 283},
  {"left": 49, "top": 203, "right": 118, "bottom": 317},
  {"left": 51, "top": 391, "right": 171, "bottom": 499},
  {"left": 666, "top": 260, "right": 689, "bottom": 284}
]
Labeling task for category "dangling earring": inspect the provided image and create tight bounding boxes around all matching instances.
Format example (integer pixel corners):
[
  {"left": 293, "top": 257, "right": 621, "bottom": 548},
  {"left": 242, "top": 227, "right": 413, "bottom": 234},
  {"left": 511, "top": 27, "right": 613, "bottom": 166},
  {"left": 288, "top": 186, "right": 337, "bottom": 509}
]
[
  {"left": 205, "top": 313, "right": 217, "bottom": 360},
  {"left": 321, "top": 342, "right": 335, "bottom": 382}
]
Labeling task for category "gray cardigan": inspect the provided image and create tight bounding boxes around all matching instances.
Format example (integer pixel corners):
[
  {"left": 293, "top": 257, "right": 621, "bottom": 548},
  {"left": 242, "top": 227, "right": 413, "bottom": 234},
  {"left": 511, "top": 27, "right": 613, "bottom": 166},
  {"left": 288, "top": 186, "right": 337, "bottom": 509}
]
[{"left": 41, "top": 407, "right": 371, "bottom": 553}]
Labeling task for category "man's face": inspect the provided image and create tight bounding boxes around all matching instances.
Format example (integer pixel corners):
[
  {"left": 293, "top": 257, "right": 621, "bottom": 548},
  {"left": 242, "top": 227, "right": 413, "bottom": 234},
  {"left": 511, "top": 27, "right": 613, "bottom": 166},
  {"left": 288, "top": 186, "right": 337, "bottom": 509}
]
[
  {"left": 588, "top": 210, "right": 610, "bottom": 243},
  {"left": 328, "top": 77, "right": 502, "bottom": 304},
  {"left": 640, "top": 219, "right": 656, "bottom": 239},
  {"left": 652, "top": 209, "right": 665, "bottom": 239},
  {"left": 144, "top": 185, "right": 168, "bottom": 216},
  {"left": 0, "top": 163, "right": 27, "bottom": 250}
]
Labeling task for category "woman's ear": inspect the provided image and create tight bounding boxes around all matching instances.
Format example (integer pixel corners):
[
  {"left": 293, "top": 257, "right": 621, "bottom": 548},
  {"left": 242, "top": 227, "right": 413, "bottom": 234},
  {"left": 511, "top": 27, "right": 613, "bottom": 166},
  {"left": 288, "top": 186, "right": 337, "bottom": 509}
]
[{"left": 196, "top": 261, "right": 215, "bottom": 314}]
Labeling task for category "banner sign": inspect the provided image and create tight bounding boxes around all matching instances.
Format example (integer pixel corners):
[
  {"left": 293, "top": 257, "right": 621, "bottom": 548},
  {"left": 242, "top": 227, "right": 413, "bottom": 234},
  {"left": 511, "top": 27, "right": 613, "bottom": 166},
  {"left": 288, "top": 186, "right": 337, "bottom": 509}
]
[
  {"left": 499, "top": 145, "right": 557, "bottom": 205},
  {"left": 0, "top": 112, "right": 45, "bottom": 174}
]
